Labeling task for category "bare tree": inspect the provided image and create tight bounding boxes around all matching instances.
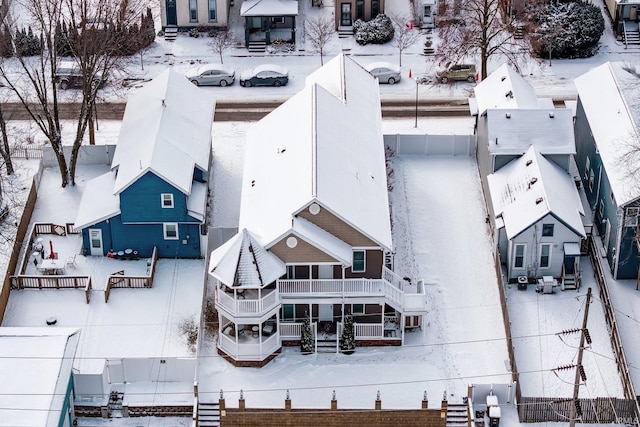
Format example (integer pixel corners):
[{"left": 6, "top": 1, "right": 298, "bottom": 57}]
[
  {"left": 207, "top": 30, "right": 235, "bottom": 64},
  {"left": 436, "top": 0, "right": 530, "bottom": 80},
  {"left": 390, "top": 13, "right": 421, "bottom": 67},
  {"left": 0, "top": 103, "right": 14, "bottom": 175},
  {"left": 305, "top": 15, "right": 335, "bottom": 66},
  {"left": 0, "top": 0, "right": 146, "bottom": 187}
]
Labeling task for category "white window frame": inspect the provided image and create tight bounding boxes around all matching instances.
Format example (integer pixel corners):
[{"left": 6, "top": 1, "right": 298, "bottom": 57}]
[
  {"left": 161, "top": 193, "right": 174, "bottom": 208},
  {"left": 539, "top": 243, "right": 552, "bottom": 269},
  {"left": 514, "top": 244, "right": 526, "bottom": 269},
  {"left": 189, "top": 0, "right": 198, "bottom": 22},
  {"left": 625, "top": 207, "right": 640, "bottom": 227},
  {"left": 163, "top": 223, "right": 179, "bottom": 240},
  {"left": 208, "top": 0, "right": 216, "bottom": 21},
  {"left": 352, "top": 250, "right": 366, "bottom": 272}
]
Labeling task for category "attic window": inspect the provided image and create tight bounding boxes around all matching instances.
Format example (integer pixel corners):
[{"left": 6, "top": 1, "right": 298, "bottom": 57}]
[
  {"left": 161, "top": 193, "right": 174, "bottom": 208},
  {"left": 535, "top": 197, "right": 544, "bottom": 205},
  {"left": 505, "top": 90, "right": 513, "bottom": 99},
  {"left": 526, "top": 160, "right": 533, "bottom": 166}
]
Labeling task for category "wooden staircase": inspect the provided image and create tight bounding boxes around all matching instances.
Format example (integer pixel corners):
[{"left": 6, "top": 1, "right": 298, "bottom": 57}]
[
  {"left": 513, "top": 24, "right": 525, "bottom": 40},
  {"left": 248, "top": 40, "right": 266, "bottom": 53},
  {"left": 561, "top": 261, "right": 580, "bottom": 291},
  {"left": 623, "top": 20, "right": 640, "bottom": 47},
  {"left": 164, "top": 26, "right": 178, "bottom": 41},
  {"left": 446, "top": 403, "right": 469, "bottom": 427},
  {"left": 197, "top": 402, "right": 221, "bottom": 427}
]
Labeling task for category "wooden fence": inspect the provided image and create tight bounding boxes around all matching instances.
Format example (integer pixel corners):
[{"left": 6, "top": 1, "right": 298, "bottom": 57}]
[
  {"left": 519, "top": 396, "right": 637, "bottom": 423},
  {"left": 10, "top": 275, "right": 92, "bottom": 303},
  {"left": 104, "top": 246, "right": 158, "bottom": 302}
]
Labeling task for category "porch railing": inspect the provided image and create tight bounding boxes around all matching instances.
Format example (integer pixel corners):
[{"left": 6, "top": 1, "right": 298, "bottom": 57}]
[
  {"left": 218, "top": 332, "right": 280, "bottom": 360},
  {"left": 280, "top": 322, "right": 302, "bottom": 339},
  {"left": 216, "top": 288, "right": 279, "bottom": 316},
  {"left": 355, "top": 323, "right": 383, "bottom": 339}
]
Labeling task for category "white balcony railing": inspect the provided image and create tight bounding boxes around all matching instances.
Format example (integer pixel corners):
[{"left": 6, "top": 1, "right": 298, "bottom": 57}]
[
  {"left": 216, "top": 288, "right": 279, "bottom": 316},
  {"left": 218, "top": 331, "right": 280, "bottom": 361},
  {"left": 279, "top": 322, "right": 302, "bottom": 339},
  {"left": 355, "top": 323, "right": 382, "bottom": 339}
]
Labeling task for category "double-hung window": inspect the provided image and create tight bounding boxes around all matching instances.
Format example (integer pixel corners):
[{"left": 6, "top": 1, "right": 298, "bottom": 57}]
[
  {"left": 208, "top": 0, "right": 216, "bottom": 21},
  {"left": 514, "top": 244, "right": 525, "bottom": 269},
  {"left": 164, "top": 223, "right": 179, "bottom": 240},
  {"left": 162, "top": 193, "right": 174, "bottom": 208},
  {"left": 189, "top": 0, "right": 198, "bottom": 22},
  {"left": 539, "top": 244, "right": 552, "bottom": 269},
  {"left": 352, "top": 251, "right": 365, "bottom": 272}
]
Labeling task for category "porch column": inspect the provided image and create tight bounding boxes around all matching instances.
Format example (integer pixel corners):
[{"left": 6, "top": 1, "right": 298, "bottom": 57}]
[
  {"left": 291, "top": 17, "right": 296, "bottom": 44},
  {"left": 400, "top": 314, "right": 405, "bottom": 345},
  {"left": 265, "top": 16, "right": 271, "bottom": 44},
  {"left": 244, "top": 17, "right": 250, "bottom": 47}
]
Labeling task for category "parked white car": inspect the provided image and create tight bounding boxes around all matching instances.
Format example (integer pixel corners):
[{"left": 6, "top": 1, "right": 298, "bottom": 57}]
[
  {"left": 185, "top": 63, "right": 235, "bottom": 87},
  {"left": 365, "top": 62, "right": 401, "bottom": 85}
]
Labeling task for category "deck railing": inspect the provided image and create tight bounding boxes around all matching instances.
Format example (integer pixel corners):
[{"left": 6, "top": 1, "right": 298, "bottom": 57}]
[
  {"left": 218, "top": 332, "right": 280, "bottom": 360},
  {"left": 104, "top": 247, "right": 158, "bottom": 302},
  {"left": 10, "top": 275, "right": 92, "bottom": 303},
  {"left": 216, "top": 288, "right": 279, "bottom": 316},
  {"left": 279, "top": 322, "right": 302, "bottom": 339},
  {"left": 355, "top": 323, "right": 383, "bottom": 339}
]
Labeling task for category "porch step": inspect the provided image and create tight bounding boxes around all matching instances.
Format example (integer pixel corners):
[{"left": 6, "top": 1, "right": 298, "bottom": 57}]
[
  {"left": 316, "top": 339, "right": 337, "bottom": 353},
  {"left": 513, "top": 24, "right": 525, "bottom": 39},
  {"left": 248, "top": 40, "right": 266, "bottom": 53},
  {"left": 446, "top": 403, "right": 469, "bottom": 427},
  {"left": 164, "top": 26, "right": 178, "bottom": 41},
  {"left": 338, "top": 27, "right": 353, "bottom": 38},
  {"left": 198, "top": 402, "right": 221, "bottom": 427}
]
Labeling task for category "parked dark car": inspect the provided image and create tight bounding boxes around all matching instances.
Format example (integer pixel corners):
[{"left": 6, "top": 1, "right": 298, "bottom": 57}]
[
  {"left": 240, "top": 64, "right": 289, "bottom": 87},
  {"left": 55, "top": 62, "right": 105, "bottom": 90},
  {"left": 186, "top": 63, "right": 235, "bottom": 87}
]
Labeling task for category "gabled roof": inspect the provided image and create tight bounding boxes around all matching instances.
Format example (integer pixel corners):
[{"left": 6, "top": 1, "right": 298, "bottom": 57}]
[
  {"left": 473, "top": 64, "right": 539, "bottom": 116},
  {"left": 574, "top": 62, "right": 640, "bottom": 207},
  {"left": 291, "top": 217, "right": 353, "bottom": 265},
  {"left": 241, "top": 0, "right": 298, "bottom": 16},
  {"left": 486, "top": 108, "right": 576, "bottom": 155},
  {"left": 209, "top": 229, "right": 287, "bottom": 287},
  {"left": 239, "top": 54, "right": 392, "bottom": 251},
  {"left": 111, "top": 68, "right": 214, "bottom": 195},
  {"left": 74, "top": 171, "right": 120, "bottom": 229},
  {"left": 488, "top": 146, "right": 585, "bottom": 239}
]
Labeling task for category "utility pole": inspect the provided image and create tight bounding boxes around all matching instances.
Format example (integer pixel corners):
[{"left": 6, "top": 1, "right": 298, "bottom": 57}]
[{"left": 569, "top": 287, "right": 592, "bottom": 427}]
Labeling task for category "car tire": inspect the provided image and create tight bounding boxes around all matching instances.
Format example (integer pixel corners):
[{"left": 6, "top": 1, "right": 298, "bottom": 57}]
[
  {"left": 191, "top": 80, "right": 199, "bottom": 86},
  {"left": 467, "top": 76, "right": 475, "bottom": 83},
  {"left": 59, "top": 80, "right": 69, "bottom": 90},
  {"left": 244, "top": 80, "right": 252, "bottom": 88},
  {"left": 441, "top": 77, "right": 448, "bottom": 84},
  {"left": 388, "top": 77, "right": 396, "bottom": 85},
  {"left": 220, "top": 80, "right": 228, "bottom": 87},
  {"left": 274, "top": 80, "right": 282, "bottom": 87}
]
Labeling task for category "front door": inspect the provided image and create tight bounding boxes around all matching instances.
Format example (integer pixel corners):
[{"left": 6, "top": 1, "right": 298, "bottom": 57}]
[
  {"left": 89, "top": 229, "right": 103, "bottom": 256},
  {"left": 319, "top": 304, "right": 333, "bottom": 321},
  {"left": 166, "top": 0, "right": 177, "bottom": 26},
  {"left": 356, "top": 0, "right": 364, "bottom": 20},
  {"left": 341, "top": 3, "right": 352, "bottom": 26}
]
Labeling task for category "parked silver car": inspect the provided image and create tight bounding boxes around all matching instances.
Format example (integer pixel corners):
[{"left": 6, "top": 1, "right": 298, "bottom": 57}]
[
  {"left": 186, "top": 63, "right": 235, "bottom": 87},
  {"left": 365, "top": 62, "right": 401, "bottom": 85}
]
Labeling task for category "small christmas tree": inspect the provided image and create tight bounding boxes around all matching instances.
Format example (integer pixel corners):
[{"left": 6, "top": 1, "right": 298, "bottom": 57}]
[
  {"left": 340, "top": 314, "right": 355, "bottom": 354},
  {"left": 300, "top": 311, "right": 314, "bottom": 354}
]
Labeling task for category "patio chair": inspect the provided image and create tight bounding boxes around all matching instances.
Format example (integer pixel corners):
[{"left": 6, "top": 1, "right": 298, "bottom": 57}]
[{"left": 66, "top": 255, "right": 77, "bottom": 269}]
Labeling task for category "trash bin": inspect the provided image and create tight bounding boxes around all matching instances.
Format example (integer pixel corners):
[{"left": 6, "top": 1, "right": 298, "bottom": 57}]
[{"left": 488, "top": 405, "right": 501, "bottom": 427}]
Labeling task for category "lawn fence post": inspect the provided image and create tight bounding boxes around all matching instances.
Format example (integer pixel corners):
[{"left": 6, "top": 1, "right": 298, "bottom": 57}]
[
  {"left": 375, "top": 390, "right": 381, "bottom": 410},
  {"left": 331, "top": 390, "right": 337, "bottom": 411},
  {"left": 285, "top": 389, "right": 291, "bottom": 411},
  {"left": 422, "top": 391, "right": 428, "bottom": 409}
]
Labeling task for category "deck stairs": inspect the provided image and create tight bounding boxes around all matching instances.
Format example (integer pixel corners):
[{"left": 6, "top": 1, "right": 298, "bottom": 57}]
[
  {"left": 338, "top": 27, "right": 353, "bottom": 39},
  {"left": 513, "top": 24, "right": 525, "bottom": 39},
  {"left": 561, "top": 262, "right": 580, "bottom": 291},
  {"left": 197, "top": 401, "right": 221, "bottom": 427},
  {"left": 248, "top": 40, "right": 266, "bottom": 53},
  {"left": 446, "top": 403, "right": 469, "bottom": 427},
  {"left": 164, "top": 26, "right": 178, "bottom": 41},
  {"left": 623, "top": 20, "right": 640, "bottom": 47}
]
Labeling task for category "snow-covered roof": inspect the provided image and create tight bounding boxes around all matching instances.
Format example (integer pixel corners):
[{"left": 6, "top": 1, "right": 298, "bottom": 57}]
[
  {"left": 111, "top": 68, "right": 214, "bottom": 195},
  {"left": 209, "top": 229, "right": 286, "bottom": 287},
  {"left": 574, "top": 62, "right": 640, "bottom": 207},
  {"left": 486, "top": 108, "right": 576, "bottom": 155},
  {"left": 473, "top": 64, "right": 539, "bottom": 116},
  {"left": 0, "top": 328, "right": 79, "bottom": 427},
  {"left": 73, "top": 170, "right": 120, "bottom": 229},
  {"left": 240, "top": 0, "right": 298, "bottom": 16},
  {"left": 488, "top": 146, "right": 585, "bottom": 239},
  {"left": 292, "top": 217, "right": 353, "bottom": 265},
  {"left": 239, "top": 54, "right": 392, "bottom": 251}
]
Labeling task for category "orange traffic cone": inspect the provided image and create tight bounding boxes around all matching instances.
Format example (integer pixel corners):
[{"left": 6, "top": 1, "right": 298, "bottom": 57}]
[
  {"left": 475, "top": 72, "right": 479, "bottom": 82},
  {"left": 409, "top": 69, "right": 413, "bottom": 79}
]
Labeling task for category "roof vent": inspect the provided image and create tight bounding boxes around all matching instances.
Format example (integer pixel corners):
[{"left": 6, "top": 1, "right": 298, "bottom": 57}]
[
  {"left": 251, "top": 180, "right": 255, "bottom": 187},
  {"left": 501, "top": 76, "right": 507, "bottom": 82},
  {"left": 505, "top": 90, "right": 513, "bottom": 99},
  {"left": 277, "top": 147, "right": 286, "bottom": 154},
  {"left": 535, "top": 197, "right": 543, "bottom": 205},
  {"left": 526, "top": 159, "right": 533, "bottom": 166},
  {"left": 549, "top": 112, "right": 554, "bottom": 118},
  {"left": 530, "top": 177, "right": 538, "bottom": 185},
  {"left": 505, "top": 112, "right": 511, "bottom": 119}
]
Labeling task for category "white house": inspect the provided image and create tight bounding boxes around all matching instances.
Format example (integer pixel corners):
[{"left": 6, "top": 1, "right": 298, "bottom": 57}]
[{"left": 208, "top": 53, "right": 427, "bottom": 366}]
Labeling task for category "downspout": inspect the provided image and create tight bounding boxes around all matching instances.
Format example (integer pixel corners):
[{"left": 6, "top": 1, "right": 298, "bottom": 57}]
[{"left": 593, "top": 164, "right": 603, "bottom": 220}]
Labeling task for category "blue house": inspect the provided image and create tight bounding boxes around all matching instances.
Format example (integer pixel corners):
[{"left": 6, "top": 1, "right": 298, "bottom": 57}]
[
  {"left": 574, "top": 62, "right": 640, "bottom": 280},
  {"left": 74, "top": 69, "right": 215, "bottom": 258}
]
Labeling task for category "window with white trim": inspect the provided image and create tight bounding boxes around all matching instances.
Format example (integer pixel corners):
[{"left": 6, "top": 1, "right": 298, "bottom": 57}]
[
  {"left": 542, "top": 224, "right": 554, "bottom": 237},
  {"left": 352, "top": 304, "right": 364, "bottom": 315},
  {"left": 352, "top": 250, "right": 365, "bottom": 272},
  {"left": 208, "top": 0, "right": 216, "bottom": 20},
  {"left": 161, "top": 193, "right": 174, "bottom": 208},
  {"left": 539, "top": 244, "right": 552, "bottom": 269},
  {"left": 282, "top": 304, "right": 294, "bottom": 321},
  {"left": 163, "top": 223, "right": 179, "bottom": 240},
  {"left": 625, "top": 207, "right": 640, "bottom": 227},
  {"left": 189, "top": 0, "right": 197, "bottom": 21},
  {"left": 514, "top": 244, "right": 525, "bottom": 269}
]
